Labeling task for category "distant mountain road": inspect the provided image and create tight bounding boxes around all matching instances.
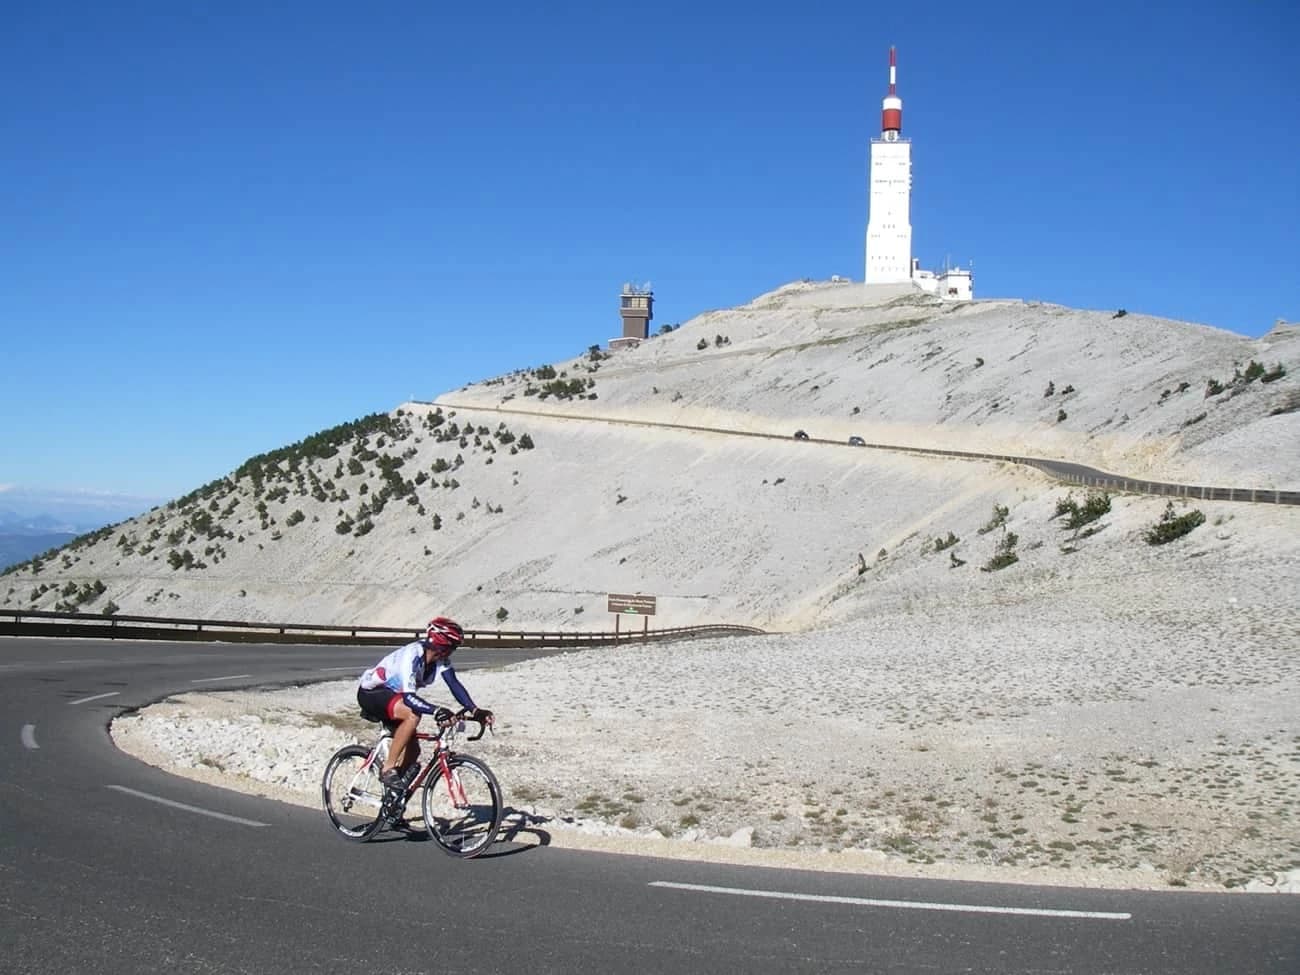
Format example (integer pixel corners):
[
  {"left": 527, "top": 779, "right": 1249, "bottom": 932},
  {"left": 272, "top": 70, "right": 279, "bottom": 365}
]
[{"left": 431, "top": 401, "right": 1300, "bottom": 506}]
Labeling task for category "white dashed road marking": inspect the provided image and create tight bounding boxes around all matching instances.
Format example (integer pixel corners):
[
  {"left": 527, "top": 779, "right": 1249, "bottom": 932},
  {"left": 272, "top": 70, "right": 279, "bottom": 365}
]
[
  {"left": 190, "top": 674, "right": 252, "bottom": 684},
  {"left": 68, "top": 691, "right": 121, "bottom": 706},
  {"left": 106, "top": 785, "right": 270, "bottom": 827},
  {"left": 21, "top": 725, "right": 39, "bottom": 750},
  {"left": 649, "top": 881, "right": 1132, "bottom": 921}
]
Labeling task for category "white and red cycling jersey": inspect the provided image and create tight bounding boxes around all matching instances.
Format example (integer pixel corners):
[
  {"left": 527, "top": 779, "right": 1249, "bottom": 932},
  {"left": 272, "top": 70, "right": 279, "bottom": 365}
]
[{"left": 358, "top": 640, "right": 476, "bottom": 713}]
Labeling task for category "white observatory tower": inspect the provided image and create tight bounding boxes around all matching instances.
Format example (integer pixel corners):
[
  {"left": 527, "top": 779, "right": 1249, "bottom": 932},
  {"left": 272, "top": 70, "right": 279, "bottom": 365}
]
[{"left": 864, "top": 47, "right": 912, "bottom": 284}]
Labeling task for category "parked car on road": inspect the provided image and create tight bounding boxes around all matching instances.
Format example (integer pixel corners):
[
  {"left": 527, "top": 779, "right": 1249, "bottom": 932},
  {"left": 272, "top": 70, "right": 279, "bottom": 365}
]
[
  {"left": 848, "top": 435, "right": 866, "bottom": 446},
  {"left": 793, "top": 430, "right": 810, "bottom": 440}
]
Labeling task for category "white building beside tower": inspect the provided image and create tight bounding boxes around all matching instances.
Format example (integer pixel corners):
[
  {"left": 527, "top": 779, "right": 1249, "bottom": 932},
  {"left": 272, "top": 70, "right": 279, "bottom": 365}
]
[{"left": 864, "top": 48, "right": 973, "bottom": 300}]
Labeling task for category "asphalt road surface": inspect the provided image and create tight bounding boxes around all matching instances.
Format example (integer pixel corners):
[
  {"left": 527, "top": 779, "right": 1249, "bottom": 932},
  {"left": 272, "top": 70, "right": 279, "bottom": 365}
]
[{"left": 1, "top": 637, "right": 1295, "bottom": 973}]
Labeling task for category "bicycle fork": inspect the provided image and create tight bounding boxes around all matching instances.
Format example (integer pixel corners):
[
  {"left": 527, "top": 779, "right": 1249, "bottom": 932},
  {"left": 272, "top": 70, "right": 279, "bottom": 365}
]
[{"left": 438, "top": 751, "right": 469, "bottom": 808}]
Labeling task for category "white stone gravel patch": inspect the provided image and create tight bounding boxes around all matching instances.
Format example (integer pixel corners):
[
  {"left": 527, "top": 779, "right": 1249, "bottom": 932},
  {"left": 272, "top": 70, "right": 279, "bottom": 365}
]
[{"left": 112, "top": 554, "right": 1299, "bottom": 893}]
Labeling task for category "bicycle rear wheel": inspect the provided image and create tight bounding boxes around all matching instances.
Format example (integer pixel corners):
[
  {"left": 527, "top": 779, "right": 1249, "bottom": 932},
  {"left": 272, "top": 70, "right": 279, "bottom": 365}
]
[
  {"left": 421, "top": 754, "right": 502, "bottom": 858},
  {"left": 322, "top": 744, "right": 386, "bottom": 842}
]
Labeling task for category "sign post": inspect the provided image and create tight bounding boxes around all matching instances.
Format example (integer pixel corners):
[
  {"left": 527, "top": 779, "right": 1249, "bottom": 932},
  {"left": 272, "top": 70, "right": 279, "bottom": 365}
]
[{"left": 607, "top": 593, "right": 656, "bottom": 640}]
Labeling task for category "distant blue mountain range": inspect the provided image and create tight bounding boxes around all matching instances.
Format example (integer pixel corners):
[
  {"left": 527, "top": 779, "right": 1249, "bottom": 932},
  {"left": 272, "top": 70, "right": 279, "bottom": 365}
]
[
  {"left": 0, "top": 509, "right": 86, "bottom": 534},
  {"left": 0, "top": 511, "right": 94, "bottom": 572},
  {"left": 0, "top": 488, "right": 163, "bottom": 573},
  {"left": 0, "top": 530, "right": 80, "bottom": 573}
]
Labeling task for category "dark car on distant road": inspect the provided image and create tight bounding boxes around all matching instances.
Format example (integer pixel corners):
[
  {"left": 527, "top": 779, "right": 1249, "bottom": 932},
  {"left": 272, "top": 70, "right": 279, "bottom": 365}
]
[
  {"left": 848, "top": 435, "right": 866, "bottom": 446},
  {"left": 793, "top": 430, "right": 810, "bottom": 440}
]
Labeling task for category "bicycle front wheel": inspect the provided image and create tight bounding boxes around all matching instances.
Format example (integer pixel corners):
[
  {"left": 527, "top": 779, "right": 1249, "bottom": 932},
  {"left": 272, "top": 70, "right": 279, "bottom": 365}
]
[
  {"left": 421, "top": 754, "right": 502, "bottom": 858},
  {"left": 322, "top": 744, "right": 386, "bottom": 842}
]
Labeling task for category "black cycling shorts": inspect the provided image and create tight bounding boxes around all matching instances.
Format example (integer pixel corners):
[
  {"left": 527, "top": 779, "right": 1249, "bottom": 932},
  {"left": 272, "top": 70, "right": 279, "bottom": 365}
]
[{"left": 357, "top": 685, "right": 401, "bottom": 721}]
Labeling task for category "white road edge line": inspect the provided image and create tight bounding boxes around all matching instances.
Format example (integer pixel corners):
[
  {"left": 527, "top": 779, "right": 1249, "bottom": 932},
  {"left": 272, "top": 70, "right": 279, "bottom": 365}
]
[
  {"left": 190, "top": 674, "right": 253, "bottom": 684},
  {"left": 648, "top": 881, "right": 1132, "bottom": 921},
  {"left": 68, "top": 691, "right": 121, "bottom": 706},
  {"left": 106, "top": 785, "right": 270, "bottom": 827},
  {"left": 21, "top": 725, "right": 39, "bottom": 750}
]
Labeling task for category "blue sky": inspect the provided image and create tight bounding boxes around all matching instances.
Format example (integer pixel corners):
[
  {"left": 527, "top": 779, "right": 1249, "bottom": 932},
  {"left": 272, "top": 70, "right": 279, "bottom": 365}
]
[{"left": 2, "top": 1, "right": 1296, "bottom": 508}]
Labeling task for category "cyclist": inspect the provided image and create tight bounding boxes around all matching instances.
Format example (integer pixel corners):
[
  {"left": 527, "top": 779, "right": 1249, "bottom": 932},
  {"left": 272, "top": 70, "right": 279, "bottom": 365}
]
[{"left": 357, "top": 617, "right": 493, "bottom": 790}]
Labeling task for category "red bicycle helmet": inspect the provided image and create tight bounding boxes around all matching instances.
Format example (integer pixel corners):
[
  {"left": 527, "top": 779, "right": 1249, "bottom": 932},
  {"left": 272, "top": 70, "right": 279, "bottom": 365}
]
[{"left": 425, "top": 616, "right": 464, "bottom": 650}]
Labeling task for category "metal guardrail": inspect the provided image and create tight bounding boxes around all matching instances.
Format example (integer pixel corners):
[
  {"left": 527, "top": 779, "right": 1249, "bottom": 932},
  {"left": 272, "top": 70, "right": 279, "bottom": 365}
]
[
  {"left": 858, "top": 446, "right": 1300, "bottom": 506},
  {"left": 1024, "top": 464, "right": 1300, "bottom": 506},
  {"left": 0, "top": 608, "right": 765, "bottom": 647}
]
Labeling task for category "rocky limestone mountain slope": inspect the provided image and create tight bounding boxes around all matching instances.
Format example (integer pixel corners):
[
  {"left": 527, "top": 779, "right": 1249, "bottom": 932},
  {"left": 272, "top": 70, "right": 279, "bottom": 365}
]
[
  {"left": 3, "top": 281, "right": 1296, "bottom": 631},
  {"left": 448, "top": 281, "right": 1298, "bottom": 486}
]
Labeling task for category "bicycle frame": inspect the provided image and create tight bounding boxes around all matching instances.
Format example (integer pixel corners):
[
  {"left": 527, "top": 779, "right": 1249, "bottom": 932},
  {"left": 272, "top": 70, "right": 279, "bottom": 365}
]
[{"left": 359, "top": 720, "right": 473, "bottom": 806}]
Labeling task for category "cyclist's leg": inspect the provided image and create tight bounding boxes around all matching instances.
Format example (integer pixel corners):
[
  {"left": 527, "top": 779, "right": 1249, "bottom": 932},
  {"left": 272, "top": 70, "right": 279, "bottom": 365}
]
[
  {"left": 401, "top": 737, "right": 421, "bottom": 775},
  {"left": 384, "top": 699, "right": 421, "bottom": 776},
  {"left": 357, "top": 687, "right": 417, "bottom": 777}
]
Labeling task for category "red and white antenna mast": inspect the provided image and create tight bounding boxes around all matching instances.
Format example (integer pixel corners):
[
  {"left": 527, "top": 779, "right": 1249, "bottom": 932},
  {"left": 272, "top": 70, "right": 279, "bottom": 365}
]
[{"left": 880, "top": 46, "right": 902, "bottom": 139}]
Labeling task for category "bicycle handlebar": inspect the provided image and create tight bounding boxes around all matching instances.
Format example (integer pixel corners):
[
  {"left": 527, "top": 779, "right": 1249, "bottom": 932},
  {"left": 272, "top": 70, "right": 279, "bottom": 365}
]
[{"left": 442, "top": 707, "right": 493, "bottom": 741}]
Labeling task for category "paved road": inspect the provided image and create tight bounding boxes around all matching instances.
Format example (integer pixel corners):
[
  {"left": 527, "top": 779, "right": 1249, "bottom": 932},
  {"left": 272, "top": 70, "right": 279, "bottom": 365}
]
[
  {"left": 433, "top": 400, "right": 1300, "bottom": 505},
  {"left": 2, "top": 638, "right": 1296, "bottom": 973}
]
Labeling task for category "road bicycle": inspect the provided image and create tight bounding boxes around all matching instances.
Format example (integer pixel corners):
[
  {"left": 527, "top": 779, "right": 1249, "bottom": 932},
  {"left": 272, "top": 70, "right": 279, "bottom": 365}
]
[{"left": 321, "top": 707, "right": 502, "bottom": 857}]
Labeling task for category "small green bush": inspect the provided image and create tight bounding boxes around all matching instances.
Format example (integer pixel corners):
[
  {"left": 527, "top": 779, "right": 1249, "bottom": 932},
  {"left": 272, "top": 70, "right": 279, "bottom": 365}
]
[
  {"left": 933, "top": 532, "right": 959, "bottom": 552},
  {"left": 495, "top": 607, "right": 509, "bottom": 622},
  {"left": 1144, "top": 502, "right": 1206, "bottom": 545},
  {"left": 1055, "top": 492, "right": 1111, "bottom": 530},
  {"left": 981, "top": 531, "right": 1019, "bottom": 572},
  {"left": 978, "top": 504, "right": 1009, "bottom": 535}
]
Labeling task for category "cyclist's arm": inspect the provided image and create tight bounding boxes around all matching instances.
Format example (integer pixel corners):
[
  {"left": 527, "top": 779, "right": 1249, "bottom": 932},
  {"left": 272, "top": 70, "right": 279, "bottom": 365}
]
[
  {"left": 401, "top": 691, "right": 446, "bottom": 716},
  {"left": 440, "top": 665, "right": 476, "bottom": 711}
]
